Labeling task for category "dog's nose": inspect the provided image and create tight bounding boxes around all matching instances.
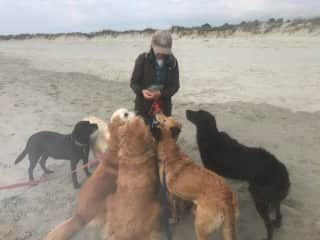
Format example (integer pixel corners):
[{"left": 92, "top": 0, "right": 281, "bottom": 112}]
[{"left": 124, "top": 112, "right": 128, "bottom": 117}]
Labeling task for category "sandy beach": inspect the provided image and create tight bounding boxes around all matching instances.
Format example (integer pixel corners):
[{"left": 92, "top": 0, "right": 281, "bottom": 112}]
[{"left": 0, "top": 35, "right": 320, "bottom": 240}]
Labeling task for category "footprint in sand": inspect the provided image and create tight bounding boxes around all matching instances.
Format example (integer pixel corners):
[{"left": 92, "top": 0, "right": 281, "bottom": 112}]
[{"left": 283, "top": 198, "right": 303, "bottom": 210}]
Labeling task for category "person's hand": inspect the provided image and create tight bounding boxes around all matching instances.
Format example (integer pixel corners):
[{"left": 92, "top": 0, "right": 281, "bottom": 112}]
[
  {"left": 152, "top": 90, "right": 161, "bottom": 99},
  {"left": 142, "top": 89, "right": 153, "bottom": 100}
]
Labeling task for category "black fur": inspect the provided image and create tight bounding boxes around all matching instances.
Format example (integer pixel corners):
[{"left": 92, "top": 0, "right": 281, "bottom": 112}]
[
  {"left": 15, "top": 121, "right": 98, "bottom": 188},
  {"left": 150, "top": 126, "right": 162, "bottom": 141},
  {"left": 150, "top": 121, "right": 181, "bottom": 140},
  {"left": 170, "top": 126, "right": 181, "bottom": 139},
  {"left": 186, "top": 109, "right": 290, "bottom": 240}
]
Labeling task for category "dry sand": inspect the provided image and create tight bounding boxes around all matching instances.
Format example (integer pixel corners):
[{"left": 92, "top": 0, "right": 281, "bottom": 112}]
[{"left": 0, "top": 36, "right": 320, "bottom": 240}]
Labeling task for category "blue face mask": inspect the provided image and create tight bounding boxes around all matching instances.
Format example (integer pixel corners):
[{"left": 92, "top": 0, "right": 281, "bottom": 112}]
[{"left": 156, "top": 59, "right": 164, "bottom": 67}]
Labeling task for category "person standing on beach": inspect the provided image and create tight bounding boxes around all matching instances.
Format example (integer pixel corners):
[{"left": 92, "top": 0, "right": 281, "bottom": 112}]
[{"left": 130, "top": 30, "right": 180, "bottom": 123}]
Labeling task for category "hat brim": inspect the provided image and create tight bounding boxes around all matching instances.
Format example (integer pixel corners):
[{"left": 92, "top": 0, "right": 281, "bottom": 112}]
[{"left": 152, "top": 45, "right": 172, "bottom": 55}]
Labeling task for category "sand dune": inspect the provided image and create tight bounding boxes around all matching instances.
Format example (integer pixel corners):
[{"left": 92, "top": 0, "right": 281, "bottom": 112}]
[{"left": 1, "top": 17, "right": 320, "bottom": 40}]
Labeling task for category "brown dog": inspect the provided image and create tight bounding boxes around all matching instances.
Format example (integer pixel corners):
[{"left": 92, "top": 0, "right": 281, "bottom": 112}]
[
  {"left": 43, "top": 111, "right": 134, "bottom": 240},
  {"left": 152, "top": 114, "right": 238, "bottom": 240},
  {"left": 104, "top": 116, "right": 161, "bottom": 240}
]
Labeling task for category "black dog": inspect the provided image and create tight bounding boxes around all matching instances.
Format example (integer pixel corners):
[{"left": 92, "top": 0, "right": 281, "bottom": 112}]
[
  {"left": 14, "top": 121, "right": 98, "bottom": 188},
  {"left": 186, "top": 109, "right": 290, "bottom": 240}
]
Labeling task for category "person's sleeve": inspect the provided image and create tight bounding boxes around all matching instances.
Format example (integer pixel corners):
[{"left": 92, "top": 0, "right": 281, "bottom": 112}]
[
  {"left": 161, "top": 60, "right": 180, "bottom": 98},
  {"left": 130, "top": 55, "right": 144, "bottom": 95}
]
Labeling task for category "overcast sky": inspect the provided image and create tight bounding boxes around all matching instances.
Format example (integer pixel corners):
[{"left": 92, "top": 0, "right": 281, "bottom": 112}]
[{"left": 1, "top": 0, "right": 320, "bottom": 34}]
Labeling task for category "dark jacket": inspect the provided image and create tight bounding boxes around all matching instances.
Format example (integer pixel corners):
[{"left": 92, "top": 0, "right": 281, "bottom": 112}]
[{"left": 130, "top": 51, "right": 180, "bottom": 117}]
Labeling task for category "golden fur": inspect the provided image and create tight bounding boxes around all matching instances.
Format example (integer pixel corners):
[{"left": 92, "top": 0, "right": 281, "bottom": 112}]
[
  {"left": 84, "top": 108, "right": 136, "bottom": 157},
  {"left": 83, "top": 115, "right": 109, "bottom": 156},
  {"left": 43, "top": 114, "right": 131, "bottom": 240},
  {"left": 104, "top": 116, "right": 161, "bottom": 240},
  {"left": 154, "top": 114, "right": 239, "bottom": 240}
]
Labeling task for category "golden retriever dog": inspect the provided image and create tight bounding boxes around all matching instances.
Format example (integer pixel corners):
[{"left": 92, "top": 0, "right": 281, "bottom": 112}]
[
  {"left": 84, "top": 108, "right": 135, "bottom": 157},
  {"left": 43, "top": 109, "right": 135, "bottom": 240},
  {"left": 152, "top": 114, "right": 239, "bottom": 240},
  {"left": 104, "top": 116, "right": 161, "bottom": 240}
]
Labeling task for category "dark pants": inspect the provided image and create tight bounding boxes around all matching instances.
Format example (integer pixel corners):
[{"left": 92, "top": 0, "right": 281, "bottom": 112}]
[
  {"left": 134, "top": 97, "right": 172, "bottom": 127},
  {"left": 134, "top": 97, "right": 172, "bottom": 117}
]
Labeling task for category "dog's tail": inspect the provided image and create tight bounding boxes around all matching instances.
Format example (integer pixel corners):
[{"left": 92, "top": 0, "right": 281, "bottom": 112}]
[
  {"left": 14, "top": 146, "right": 28, "bottom": 165},
  {"left": 222, "top": 192, "right": 239, "bottom": 240}
]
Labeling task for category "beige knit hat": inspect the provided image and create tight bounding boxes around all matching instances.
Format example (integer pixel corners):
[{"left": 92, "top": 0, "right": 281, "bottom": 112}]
[{"left": 151, "top": 30, "right": 172, "bottom": 55}]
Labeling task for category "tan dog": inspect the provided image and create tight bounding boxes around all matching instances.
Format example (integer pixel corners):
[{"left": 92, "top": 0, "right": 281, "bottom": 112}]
[
  {"left": 43, "top": 109, "right": 135, "bottom": 240},
  {"left": 104, "top": 116, "right": 161, "bottom": 240},
  {"left": 84, "top": 108, "right": 136, "bottom": 157},
  {"left": 153, "top": 114, "right": 239, "bottom": 240},
  {"left": 83, "top": 115, "right": 110, "bottom": 156}
]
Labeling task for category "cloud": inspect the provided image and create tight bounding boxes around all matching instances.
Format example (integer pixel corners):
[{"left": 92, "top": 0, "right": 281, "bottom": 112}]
[
  {"left": 221, "top": 0, "right": 320, "bottom": 20},
  {"left": 0, "top": 0, "right": 319, "bottom": 34}
]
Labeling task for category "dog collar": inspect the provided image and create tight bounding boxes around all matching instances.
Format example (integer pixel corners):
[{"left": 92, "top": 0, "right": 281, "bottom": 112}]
[{"left": 71, "top": 135, "right": 88, "bottom": 147}]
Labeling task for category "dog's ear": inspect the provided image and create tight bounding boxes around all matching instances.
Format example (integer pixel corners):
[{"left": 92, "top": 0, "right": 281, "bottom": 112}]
[
  {"left": 170, "top": 126, "right": 181, "bottom": 139},
  {"left": 72, "top": 121, "right": 89, "bottom": 144},
  {"left": 151, "top": 127, "right": 162, "bottom": 141},
  {"left": 79, "top": 120, "right": 90, "bottom": 126}
]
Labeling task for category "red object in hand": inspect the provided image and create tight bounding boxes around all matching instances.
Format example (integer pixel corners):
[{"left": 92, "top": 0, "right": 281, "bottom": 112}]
[{"left": 152, "top": 100, "right": 162, "bottom": 115}]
